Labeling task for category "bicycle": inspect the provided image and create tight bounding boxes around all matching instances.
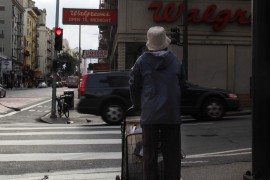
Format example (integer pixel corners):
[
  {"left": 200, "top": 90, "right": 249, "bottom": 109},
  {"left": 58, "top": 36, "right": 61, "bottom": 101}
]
[{"left": 56, "top": 94, "right": 69, "bottom": 118}]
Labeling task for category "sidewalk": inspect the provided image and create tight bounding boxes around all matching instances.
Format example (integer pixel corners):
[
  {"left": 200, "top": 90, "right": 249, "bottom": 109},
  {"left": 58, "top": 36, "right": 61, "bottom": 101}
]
[{"left": 181, "top": 162, "right": 251, "bottom": 180}]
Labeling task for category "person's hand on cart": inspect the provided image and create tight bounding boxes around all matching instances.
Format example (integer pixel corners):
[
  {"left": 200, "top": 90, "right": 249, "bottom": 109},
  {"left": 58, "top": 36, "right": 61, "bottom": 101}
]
[{"left": 127, "top": 106, "right": 141, "bottom": 116}]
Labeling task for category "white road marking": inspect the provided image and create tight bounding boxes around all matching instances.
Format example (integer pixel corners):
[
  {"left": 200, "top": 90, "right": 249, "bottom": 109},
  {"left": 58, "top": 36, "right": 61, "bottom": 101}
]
[
  {"left": 182, "top": 160, "right": 208, "bottom": 164},
  {"left": 0, "top": 152, "right": 121, "bottom": 161},
  {"left": 186, "top": 148, "right": 251, "bottom": 159},
  {"left": 0, "top": 167, "right": 121, "bottom": 180},
  {"left": 0, "top": 130, "right": 120, "bottom": 136},
  {"left": 0, "top": 99, "right": 52, "bottom": 118},
  {"left": 0, "top": 125, "right": 120, "bottom": 130},
  {"left": 0, "top": 139, "right": 121, "bottom": 145}
]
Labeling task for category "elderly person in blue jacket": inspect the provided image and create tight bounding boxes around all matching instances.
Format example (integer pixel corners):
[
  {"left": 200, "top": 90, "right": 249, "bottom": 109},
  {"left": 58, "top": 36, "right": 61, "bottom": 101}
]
[{"left": 129, "top": 26, "right": 186, "bottom": 180}]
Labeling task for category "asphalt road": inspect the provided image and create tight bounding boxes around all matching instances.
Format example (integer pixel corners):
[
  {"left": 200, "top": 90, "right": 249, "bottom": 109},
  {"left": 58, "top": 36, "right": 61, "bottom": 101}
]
[{"left": 0, "top": 87, "right": 252, "bottom": 179}]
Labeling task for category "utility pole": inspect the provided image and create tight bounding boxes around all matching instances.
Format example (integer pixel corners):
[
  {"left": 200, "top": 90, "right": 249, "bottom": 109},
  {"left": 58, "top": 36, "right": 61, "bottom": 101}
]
[
  {"left": 243, "top": 0, "right": 270, "bottom": 179},
  {"left": 50, "top": 0, "right": 60, "bottom": 118}
]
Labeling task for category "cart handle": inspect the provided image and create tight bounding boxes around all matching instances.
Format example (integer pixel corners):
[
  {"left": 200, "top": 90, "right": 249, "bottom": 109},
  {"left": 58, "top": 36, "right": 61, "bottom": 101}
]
[{"left": 126, "top": 106, "right": 140, "bottom": 116}]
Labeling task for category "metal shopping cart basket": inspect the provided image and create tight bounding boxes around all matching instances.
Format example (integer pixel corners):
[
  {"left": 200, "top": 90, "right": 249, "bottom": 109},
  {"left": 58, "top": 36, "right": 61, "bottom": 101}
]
[
  {"left": 116, "top": 109, "right": 186, "bottom": 180},
  {"left": 115, "top": 112, "right": 143, "bottom": 180}
]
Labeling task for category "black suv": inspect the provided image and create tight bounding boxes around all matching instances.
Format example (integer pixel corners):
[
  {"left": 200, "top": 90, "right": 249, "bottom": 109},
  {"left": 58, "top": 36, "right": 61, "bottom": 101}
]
[{"left": 77, "top": 71, "right": 240, "bottom": 125}]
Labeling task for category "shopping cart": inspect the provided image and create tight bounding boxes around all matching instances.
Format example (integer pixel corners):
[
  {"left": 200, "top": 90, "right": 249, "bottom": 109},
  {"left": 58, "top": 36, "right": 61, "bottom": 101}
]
[
  {"left": 116, "top": 108, "right": 185, "bottom": 180},
  {"left": 116, "top": 109, "right": 143, "bottom": 180}
]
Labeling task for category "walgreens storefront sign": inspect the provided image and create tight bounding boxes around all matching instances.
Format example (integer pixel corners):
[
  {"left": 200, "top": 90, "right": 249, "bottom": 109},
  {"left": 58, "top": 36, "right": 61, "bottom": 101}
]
[
  {"left": 63, "top": 8, "right": 117, "bottom": 25},
  {"left": 148, "top": 2, "right": 251, "bottom": 31}
]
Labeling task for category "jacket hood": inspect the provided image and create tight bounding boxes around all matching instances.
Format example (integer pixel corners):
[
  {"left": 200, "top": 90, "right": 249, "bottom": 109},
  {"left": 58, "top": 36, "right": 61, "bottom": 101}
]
[{"left": 143, "top": 51, "right": 174, "bottom": 70}]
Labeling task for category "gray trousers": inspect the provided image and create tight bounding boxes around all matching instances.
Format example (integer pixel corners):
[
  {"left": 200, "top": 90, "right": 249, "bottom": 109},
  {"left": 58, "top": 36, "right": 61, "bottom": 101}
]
[{"left": 142, "top": 124, "right": 181, "bottom": 180}]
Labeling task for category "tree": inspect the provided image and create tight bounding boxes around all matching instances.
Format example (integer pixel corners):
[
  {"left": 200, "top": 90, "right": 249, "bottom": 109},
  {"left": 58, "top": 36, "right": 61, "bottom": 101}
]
[{"left": 57, "top": 52, "right": 78, "bottom": 75}]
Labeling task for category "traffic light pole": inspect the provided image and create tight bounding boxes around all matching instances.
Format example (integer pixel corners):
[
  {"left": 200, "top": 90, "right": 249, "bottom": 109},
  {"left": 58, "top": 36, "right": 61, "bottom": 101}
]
[
  {"left": 78, "top": 25, "right": 81, "bottom": 99},
  {"left": 50, "top": 0, "right": 60, "bottom": 118}
]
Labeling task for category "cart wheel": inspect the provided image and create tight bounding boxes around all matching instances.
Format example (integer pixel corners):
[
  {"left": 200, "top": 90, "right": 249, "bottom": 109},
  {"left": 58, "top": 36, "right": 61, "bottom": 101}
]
[{"left": 115, "top": 175, "right": 121, "bottom": 180}]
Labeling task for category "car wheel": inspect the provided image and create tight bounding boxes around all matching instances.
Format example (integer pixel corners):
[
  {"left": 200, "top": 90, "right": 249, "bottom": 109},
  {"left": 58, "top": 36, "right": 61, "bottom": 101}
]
[
  {"left": 201, "top": 98, "right": 225, "bottom": 121},
  {"left": 101, "top": 101, "right": 125, "bottom": 125}
]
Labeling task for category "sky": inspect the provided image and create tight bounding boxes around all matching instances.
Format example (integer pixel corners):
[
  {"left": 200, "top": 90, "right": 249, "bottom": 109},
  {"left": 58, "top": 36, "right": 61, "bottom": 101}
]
[{"left": 34, "top": 0, "right": 100, "bottom": 51}]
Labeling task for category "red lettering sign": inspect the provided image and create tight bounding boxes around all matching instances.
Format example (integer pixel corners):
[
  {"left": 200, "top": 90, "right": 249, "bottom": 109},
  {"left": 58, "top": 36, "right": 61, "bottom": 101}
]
[
  {"left": 93, "top": 63, "right": 110, "bottom": 72},
  {"left": 63, "top": 8, "right": 117, "bottom": 25},
  {"left": 83, "top": 50, "right": 108, "bottom": 58},
  {"left": 148, "top": 2, "right": 251, "bottom": 31}
]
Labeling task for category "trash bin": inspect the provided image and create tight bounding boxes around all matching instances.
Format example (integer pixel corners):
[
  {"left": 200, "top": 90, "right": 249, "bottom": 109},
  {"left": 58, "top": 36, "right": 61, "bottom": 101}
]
[{"left": 64, "top": 90, "right": 74, "bottom": 109}]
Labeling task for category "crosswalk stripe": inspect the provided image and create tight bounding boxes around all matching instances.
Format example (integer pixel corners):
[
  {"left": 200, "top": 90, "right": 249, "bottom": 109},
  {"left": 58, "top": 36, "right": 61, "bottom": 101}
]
[
  {"left": 0, "top": 123, "right": 123, "bottom": 179},
  {"left": 0, "top": 167, "right": 121, "bottom": 180},
  {"left": 0, "top": 139, "right": 121, "bottom": 145},
  {"left": 0, "top": 152, "right": 121, "bottom": 161},
  {"left": 0, "top": 125, "right": 120, "bottom": 130},
  {"left": 0, "top": 130, "right": 120, "bottom": 135}
]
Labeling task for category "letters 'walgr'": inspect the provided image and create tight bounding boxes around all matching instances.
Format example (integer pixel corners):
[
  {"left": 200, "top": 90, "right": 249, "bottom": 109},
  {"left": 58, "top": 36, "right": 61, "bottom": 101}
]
[{"left": 148, "top": 2, "right": 251, "bottom": 31}]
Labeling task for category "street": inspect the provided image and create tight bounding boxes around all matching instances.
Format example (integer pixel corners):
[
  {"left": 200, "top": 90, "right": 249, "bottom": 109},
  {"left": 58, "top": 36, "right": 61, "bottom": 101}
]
[{"left": 0, "top": 87, "right": 251, "bottom": 179}]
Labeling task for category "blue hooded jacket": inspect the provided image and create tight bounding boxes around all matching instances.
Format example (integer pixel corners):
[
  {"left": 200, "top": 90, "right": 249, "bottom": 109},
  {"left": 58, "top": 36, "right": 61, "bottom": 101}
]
[{"left": 129, "top": 50, "right": 185, "bottom": 125}]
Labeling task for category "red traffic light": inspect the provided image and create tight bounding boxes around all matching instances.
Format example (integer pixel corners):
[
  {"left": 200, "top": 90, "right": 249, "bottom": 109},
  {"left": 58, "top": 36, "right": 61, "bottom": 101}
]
[
  {"left": 54, "top": 28, "right": 63, "bottom": 51},
  {"left": 55, "top": 28, "right": 63, "bottom": 36}
]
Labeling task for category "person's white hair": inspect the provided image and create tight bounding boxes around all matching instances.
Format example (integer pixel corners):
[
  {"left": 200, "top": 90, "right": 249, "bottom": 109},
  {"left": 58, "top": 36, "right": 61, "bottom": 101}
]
[{"left": 146, "top": 26, "right": 171, "bottom": 51}]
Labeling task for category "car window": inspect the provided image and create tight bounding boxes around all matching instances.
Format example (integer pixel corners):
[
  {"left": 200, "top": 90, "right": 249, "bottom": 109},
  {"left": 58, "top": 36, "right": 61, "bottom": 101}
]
[{"left": 87, "top": 74, "right": 129, "bottom": 88}]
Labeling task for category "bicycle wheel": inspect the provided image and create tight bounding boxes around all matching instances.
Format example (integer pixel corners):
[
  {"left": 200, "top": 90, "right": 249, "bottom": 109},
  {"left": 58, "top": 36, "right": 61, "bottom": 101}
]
[
  {"left": 63, "top": 103, "right": 69, "bottom": 118},
  {"left": 57, "top": 102, "right": 62, "bottom": 118}
]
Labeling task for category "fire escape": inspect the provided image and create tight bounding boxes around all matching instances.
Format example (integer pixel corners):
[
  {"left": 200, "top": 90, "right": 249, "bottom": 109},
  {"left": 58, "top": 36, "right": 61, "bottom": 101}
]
[{"left": 98, "top": 0, "right": 118, "bottom": 63}]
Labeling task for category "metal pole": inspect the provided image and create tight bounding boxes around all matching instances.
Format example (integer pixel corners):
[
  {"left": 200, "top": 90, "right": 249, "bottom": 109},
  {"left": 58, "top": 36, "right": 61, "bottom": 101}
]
[
  {"left": 78, "top": 25, "right": 81, "bottom": 98},
  {"left": 0, "top": 40, "right": 3, "bottom": 84},
  {"left": 183, "top": 0, "right": 188, "bottom": 80},
  {"left": 243, "top": 0, "right": 270, "bottom": 179},
  {"left": 50, "top": 0, "right": 60, "bottom": 118}
]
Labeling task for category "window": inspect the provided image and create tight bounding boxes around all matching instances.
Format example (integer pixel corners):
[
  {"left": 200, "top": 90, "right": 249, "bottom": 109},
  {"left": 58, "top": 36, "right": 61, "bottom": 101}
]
[
  {"left": 0, "top": 19, "right": 4, "bottom": 24},
  {"left": 87, "top": 74, "right": 129, "bottom": 88},
  {"left": 0, "top": 6, "right": 5, "bottom": 11}
]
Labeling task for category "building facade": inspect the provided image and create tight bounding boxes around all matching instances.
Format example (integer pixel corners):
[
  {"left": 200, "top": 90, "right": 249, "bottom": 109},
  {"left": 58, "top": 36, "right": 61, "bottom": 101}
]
[
  {"left": 0, "top": 0, "right": 24, "bottom": 87},
  {"left": 21, "top": 2, "right": 40, "bottom": 87},
  {"left": 37, "top": 8, "right": 54, "bottom": 82},
  {"left": 0, "top": 0, "right": 55, "bottom": 88},
  {"left": 37, "top": 26, "right": 53, "bottom": 80},
  {"left": 100, "top": 0, "right": 252, "bottom": 106}
]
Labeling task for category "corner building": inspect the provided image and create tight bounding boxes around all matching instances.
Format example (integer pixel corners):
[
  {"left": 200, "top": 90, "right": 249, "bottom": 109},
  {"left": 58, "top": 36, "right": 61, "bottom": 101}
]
[{"left": 105, "top": 0, "right": 252, "bottom": 107}]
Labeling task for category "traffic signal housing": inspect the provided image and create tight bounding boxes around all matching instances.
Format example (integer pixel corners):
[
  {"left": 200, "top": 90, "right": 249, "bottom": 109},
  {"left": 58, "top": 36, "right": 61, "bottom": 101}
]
[
  {"left": 170, "top": 26, "right": 180, "bottom": 45},
  {"left": 54, "top": 28, "right": 63, "bottom": 51}
]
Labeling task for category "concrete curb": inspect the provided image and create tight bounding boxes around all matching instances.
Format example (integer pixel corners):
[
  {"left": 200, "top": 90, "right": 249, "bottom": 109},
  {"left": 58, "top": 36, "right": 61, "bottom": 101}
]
[{"left": 39, "top": 109, "right": 252, "bottom": 124}]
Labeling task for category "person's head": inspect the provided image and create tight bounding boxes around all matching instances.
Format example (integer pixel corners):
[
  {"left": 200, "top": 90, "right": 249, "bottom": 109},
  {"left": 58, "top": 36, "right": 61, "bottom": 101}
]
[{"left": 146, "top": 26, "right": 171, "bottom": 51}]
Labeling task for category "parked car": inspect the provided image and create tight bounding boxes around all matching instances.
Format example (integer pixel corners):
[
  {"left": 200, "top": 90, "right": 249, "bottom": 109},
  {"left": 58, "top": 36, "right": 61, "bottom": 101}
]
[
  {"left": 66, "top": 76, "right": 79, "bottom": 88},
  {"left": 37, "top": 82, "right": 48, "bottom": 88},
  {"left": 61, "top": 81, "right": 67, "bottom": 87},
  {"left": 0, "top": 84, "right": 6, "bottom": 98},
  {"left": 77, "top": 71, "right": 240, "bottom": 125}
]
